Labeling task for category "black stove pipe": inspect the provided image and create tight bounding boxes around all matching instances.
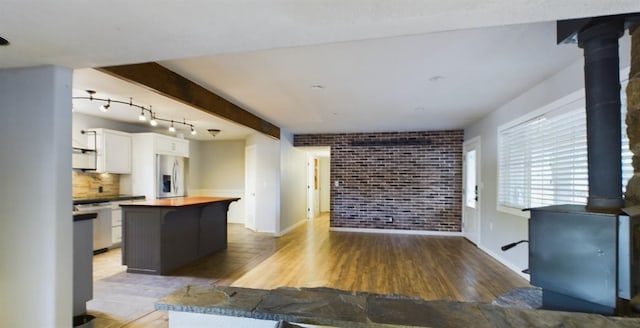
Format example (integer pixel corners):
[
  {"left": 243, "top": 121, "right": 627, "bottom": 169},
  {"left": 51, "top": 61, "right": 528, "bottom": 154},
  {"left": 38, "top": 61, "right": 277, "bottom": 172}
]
[{"left": 578, "top": 19, "right": 625, "bottom": 212}]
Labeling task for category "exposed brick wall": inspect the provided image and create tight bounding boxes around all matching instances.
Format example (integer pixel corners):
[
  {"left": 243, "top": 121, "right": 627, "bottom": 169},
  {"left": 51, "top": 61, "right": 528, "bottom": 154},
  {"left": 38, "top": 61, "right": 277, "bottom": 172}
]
[{"left": 294, "top": 130, "right": 463, "bottom": 232}]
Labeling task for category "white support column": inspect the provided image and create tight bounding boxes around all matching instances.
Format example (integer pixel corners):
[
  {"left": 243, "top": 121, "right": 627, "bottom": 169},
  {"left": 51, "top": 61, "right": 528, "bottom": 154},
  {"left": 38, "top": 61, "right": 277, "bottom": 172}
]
[{"left": 0, "top": 66, "right": 73, "bottom": 327}]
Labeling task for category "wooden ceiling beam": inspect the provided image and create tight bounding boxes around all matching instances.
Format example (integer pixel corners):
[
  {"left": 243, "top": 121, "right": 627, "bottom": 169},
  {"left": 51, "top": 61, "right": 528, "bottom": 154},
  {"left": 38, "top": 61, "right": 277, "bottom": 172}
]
[{"left": 97, "top": 62, "right": 280, "bottom": 139}]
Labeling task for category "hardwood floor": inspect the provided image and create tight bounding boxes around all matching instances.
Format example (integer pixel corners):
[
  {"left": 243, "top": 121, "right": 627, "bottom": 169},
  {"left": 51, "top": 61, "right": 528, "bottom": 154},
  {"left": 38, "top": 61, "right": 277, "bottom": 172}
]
[
  {"left": 232, "top": 215, "right": 527, "bottom": 301},
  {"left": 89, "top": 213, "right": 528, "bottom": 327}
]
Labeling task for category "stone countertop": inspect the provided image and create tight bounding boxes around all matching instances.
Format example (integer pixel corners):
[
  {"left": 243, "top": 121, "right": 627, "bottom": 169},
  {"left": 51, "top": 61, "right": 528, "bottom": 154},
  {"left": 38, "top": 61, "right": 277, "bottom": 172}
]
[
  {"left": 73, "top": 194, "right": 145, "bottom": 205},
  {"left": 120, "top": 196, "right": 240, "bottom": 208},
  {"left": 156, "top": 285, "right": 640, "bottom": 328}
]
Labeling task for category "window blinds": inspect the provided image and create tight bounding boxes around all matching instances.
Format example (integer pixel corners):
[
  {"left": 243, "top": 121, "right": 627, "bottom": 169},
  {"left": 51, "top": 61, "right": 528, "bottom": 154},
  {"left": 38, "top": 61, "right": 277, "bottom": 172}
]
[{"left": 498, "top": 88, "right": 633, "bottom": 211}]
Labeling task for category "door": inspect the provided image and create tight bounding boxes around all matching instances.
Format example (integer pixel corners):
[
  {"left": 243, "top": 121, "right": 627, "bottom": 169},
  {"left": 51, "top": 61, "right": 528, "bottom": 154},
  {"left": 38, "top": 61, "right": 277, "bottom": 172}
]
[
  {"left": 462, "top": 137, "right": 481, "bottom": 245},
  {"left": 245, "top": 146, "right": 257, "bottom": 230},
  {"left": 306, "top": 156, "right": 321, "bottom": 219}
]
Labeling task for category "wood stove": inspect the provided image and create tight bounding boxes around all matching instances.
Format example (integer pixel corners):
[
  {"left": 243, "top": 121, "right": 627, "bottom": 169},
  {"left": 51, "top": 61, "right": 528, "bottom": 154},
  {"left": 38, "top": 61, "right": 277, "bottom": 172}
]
[
  {"left": 527, "top": 14, "right": 640, "bottom": 315},
  {"left": 528, "top": 205, "right": 640, "bottom": 314}
]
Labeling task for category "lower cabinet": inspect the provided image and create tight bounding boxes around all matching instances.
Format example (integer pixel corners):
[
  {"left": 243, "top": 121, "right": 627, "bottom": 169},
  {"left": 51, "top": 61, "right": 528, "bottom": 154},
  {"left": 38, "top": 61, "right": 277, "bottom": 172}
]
[
  {"left": 73, "top": 216, "right": 94, "bottom": 316},
  {"left": 112, "top": 208, "right": 122, "bottom": 246},
  {"left": 111, "top": 201, "right": 128, "bottom": 247}
]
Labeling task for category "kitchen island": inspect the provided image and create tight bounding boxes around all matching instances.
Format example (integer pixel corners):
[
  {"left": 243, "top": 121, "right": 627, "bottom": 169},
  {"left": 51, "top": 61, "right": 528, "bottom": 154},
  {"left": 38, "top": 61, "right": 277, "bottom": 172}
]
[{"left": 120, "top": 196, "right": 240, "bottom": 275}]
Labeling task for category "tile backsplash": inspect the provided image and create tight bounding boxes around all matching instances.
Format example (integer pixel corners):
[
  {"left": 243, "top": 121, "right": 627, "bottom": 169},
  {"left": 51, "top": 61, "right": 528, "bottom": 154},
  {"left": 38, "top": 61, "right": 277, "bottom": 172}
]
[{"left": 72, "top": 171, "right": 120, "bottom": 198}]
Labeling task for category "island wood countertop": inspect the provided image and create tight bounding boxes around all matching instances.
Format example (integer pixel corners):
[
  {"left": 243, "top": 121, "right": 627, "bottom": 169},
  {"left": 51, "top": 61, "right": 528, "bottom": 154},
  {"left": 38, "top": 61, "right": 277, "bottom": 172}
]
[{"left": 120, "top": 196, "right": 240, "bottom": 208}]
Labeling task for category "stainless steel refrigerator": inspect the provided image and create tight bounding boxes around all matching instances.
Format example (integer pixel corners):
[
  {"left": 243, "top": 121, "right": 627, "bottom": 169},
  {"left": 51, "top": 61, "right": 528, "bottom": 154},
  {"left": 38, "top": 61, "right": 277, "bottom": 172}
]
[{"left": 156, "top": 154, "right": 185, "bottom": 198}]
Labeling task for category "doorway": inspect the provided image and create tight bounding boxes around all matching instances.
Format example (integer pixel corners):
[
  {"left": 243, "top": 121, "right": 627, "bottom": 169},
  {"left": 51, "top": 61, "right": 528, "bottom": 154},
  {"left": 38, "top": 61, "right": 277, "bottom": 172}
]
[
  {"left": 307, "top": 157, "right": 320, "bottom": 219},
  {"left": 462, "top": 137, "right": 481, "bottom": 245},
  {"left": 245, "top": 145, "right": 257, "bottom": 231},
  {"left": 304, "top": 147, "right": 330, "bottom": 220}
]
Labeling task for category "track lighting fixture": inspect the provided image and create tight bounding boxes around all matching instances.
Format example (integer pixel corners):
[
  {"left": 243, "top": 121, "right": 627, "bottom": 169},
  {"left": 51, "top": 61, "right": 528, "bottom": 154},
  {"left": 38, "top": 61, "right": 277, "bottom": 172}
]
[
  {"left": 99, "top": 99, "right": 111, "bottom": 112},
  {"left": 73, "top": 90, "right": 196, "bottom": 133},
  {"left": 150, "top": 112, "right": 158, "bottom": 127}
]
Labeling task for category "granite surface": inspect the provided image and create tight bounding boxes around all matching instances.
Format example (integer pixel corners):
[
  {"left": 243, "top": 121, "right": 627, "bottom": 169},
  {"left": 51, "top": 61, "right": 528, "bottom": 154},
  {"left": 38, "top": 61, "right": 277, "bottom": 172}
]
[
  {"left": 73, "top": 194, "right": 145, "bottom": 205},
  {"left": 491, "top": 286, "right": 542, "bottom": 310},
  {"left": 156, "top": 285, "right": 640, "bottom": 328}
]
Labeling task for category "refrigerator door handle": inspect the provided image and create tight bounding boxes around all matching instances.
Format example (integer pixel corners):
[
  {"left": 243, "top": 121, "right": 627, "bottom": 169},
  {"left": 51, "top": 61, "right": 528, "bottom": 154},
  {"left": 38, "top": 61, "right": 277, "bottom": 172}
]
[{"left": 172, "top": 159, "right": 179, "bottom": 194}]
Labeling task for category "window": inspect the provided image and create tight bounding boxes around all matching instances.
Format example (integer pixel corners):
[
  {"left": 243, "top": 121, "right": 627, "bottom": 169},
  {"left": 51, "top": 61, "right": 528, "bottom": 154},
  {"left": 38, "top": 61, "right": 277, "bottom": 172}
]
[{"left": 498, "top": 84, "right": 633, "bottom": 216}]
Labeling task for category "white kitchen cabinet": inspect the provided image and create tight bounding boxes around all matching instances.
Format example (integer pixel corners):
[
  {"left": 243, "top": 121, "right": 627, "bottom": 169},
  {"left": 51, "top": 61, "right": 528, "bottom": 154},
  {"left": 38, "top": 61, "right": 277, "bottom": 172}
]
[
  {"left": 155, "top": 134, "right": 189, "bottom": 157},
  {"left": 111, "top": 204, "right": 122, "bottom": 246},
  {"left": 91, "top": 129, "right": 132, "bottom": 174}
]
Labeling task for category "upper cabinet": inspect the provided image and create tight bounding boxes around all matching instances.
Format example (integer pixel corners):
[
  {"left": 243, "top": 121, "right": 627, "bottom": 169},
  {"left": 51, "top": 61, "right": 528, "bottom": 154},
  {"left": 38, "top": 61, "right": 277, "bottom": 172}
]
[
  {"left": 131, "top": 133, "right": 189, "bottom": 158},
  {"left": 155, "top": 134, "right": 190, "bottom": 157},
  {"left": 93, "top": 129, "right": 132, "bottom": 174}
]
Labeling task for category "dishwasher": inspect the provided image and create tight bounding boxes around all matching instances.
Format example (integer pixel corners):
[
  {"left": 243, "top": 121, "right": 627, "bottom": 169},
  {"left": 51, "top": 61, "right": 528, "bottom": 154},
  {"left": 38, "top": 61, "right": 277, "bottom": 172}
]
[{"left": 75, "top": 202, "right": 112, "bottom": 254}]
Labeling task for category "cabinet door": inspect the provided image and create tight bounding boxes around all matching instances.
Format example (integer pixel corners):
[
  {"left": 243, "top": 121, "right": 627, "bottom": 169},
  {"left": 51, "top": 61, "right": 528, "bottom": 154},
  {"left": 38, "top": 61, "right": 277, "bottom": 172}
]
[
  {"left": 103, "top": 132, "right": 132, "bottom": 173},
  {"left": 155, "top": 136, "right": 189, "bottom": 157},
  {"left": 174, "top": 139, "right": 189, "bottom": 157},
  {"left": 112, "top": 226, "right": 122, "bottom": 245},
  {"left": 112, "top": 208, "right": 122, "bottom": 227}
]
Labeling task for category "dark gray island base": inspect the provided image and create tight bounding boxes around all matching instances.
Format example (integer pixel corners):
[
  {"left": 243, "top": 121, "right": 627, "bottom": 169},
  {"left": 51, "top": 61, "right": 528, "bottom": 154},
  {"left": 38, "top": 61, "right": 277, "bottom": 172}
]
[{"left": 120, "top": 197, "right": 240, "bottom": 275}]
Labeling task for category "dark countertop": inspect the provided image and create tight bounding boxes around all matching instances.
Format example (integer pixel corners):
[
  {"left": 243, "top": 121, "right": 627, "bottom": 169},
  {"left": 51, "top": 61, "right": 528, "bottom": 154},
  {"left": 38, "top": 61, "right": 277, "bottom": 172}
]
[
  {"left": 73, "top": 211, "right": 98, "bottom": 222},
  {"left": 156, "top": 285, "right": 640, "bottom": 328},
  {"left": 120, "top": 196, "right": 240, "bottom": 208},
  {"left": 73, "top": 194, "right": 146, "bottom": 205}
]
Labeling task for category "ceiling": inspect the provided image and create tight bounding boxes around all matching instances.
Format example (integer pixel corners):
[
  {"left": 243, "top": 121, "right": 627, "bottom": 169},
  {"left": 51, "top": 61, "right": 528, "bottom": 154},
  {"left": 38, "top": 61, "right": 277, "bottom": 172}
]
[{"left": 3, "top": 1, "right": 640, "bottom": 139}]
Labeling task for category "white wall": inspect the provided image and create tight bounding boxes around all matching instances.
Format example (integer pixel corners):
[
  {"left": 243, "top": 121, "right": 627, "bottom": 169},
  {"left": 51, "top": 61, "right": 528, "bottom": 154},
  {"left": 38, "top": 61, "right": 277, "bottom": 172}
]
[
  {"left": 464, "top": 36, "right": 631, "bottom": 276},
  {"left": 197, "top": 140, "right": 245, "bottom": 189},
  {"left": 190, "top": 140, "right": 246, "bottom": 223},
  {"left": 319, "top": 157, "right": 331, "bottom": 212},
  {"left": 246, "top": 133, "right": 280, "bottom": 233},
  {"left": 0, "top": 66, "right": 73, "bottom": 327},
  {"left": 279, "top": 131, "right": 308, "bottom": 234}
]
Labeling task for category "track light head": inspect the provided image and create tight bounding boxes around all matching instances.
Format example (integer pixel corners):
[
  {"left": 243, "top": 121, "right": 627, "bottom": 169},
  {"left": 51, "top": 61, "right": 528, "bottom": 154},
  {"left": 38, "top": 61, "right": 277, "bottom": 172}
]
[
  {"left": 86, "top": 90, "right": 96, "bottom": 99},
  {"left": 190, "top": 126, "right": 197, "bottom": 135},
  {"left": 138, "top": 108, "right": 146, "bottom": 121},
  {"left": 169, "top": 121, "right": 176, "bottom": 133},
  {"left": 99, "top": 99, "right": 111, "bottom": 112}
]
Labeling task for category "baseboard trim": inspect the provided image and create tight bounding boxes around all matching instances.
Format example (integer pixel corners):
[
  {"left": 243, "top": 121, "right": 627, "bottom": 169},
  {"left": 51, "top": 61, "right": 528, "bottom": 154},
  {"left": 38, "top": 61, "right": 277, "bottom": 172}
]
[
  {"left": 329, "top": 227, "right": 462, "bottom": 236},
  {"left": 478, "top": 245, "right": 530, "bottom": 281},
  {"left": 276, "top": 219, "right": 307, "bottom": 237}
]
